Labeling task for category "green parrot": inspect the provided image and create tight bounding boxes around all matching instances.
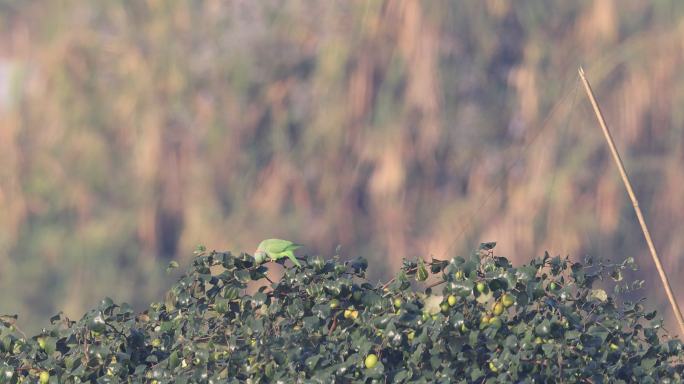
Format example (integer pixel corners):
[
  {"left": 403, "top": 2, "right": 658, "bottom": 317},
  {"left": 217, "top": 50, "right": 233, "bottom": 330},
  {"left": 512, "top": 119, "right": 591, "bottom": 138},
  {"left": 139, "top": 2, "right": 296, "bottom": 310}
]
[{"left": 254, "top": 239, "right": 303, "bottom": 268}]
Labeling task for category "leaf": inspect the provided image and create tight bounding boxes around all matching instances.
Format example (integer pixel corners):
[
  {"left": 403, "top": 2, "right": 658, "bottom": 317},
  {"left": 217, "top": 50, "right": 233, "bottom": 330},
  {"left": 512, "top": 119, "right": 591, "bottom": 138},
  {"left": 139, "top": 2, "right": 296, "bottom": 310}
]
[
  {"left": 166, "top": 260, "right": 180, "bottom": 273},
  {"left": 416, "top": 259, "right": 429, "bottom": 282},
  {"left": 3, "top": 244, "right": 683, "bottom": 382},
  {"left": 610, "top": 269, "right": 623, "bottom": 282},
  {"left": 590, "top": 289, "right": 608, "bottom": 302},
  {"left": 641, "top": 357, "right": 657, "bottom": 370},
  {"left": 476, "top": 290, "right": 493, "bottom": 305},
  {"left": 424, "top": 295, "right": 444, "bottom": 315}
]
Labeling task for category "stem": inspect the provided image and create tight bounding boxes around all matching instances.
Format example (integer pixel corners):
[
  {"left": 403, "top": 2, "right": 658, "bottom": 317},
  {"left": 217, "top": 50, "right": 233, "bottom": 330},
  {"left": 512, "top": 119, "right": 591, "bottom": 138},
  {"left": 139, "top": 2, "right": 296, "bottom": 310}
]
[{"left": 578, "top": 66, "right": 684, "bottom": 336}]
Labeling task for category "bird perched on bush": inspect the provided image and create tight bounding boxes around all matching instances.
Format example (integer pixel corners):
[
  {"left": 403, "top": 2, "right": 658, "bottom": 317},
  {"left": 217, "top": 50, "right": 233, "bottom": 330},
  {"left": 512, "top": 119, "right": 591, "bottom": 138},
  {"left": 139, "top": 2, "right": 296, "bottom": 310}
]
[{"left": 254, "top": 239, "right": 302, "bottom": 268}]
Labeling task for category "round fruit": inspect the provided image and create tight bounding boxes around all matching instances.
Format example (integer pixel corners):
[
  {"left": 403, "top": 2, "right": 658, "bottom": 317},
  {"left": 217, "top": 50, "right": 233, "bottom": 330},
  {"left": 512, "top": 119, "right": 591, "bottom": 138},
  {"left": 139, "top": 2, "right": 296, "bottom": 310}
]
[
  {"left": 329, "top": 299, "right": 340, "bottom": 309},
  {"left": 440, "top": 303, "right": 450, "bottom": 314},
  {"left": 480, "top": 315, "right": 491, "bottom": 328},
  {"left": 407, "top": 331, "right": 415, "bottom": 341},
  {"left": 151, "top": 338, "right": 161, "bottom": 348},
  {"left": 488, "top": 316, "right": 502, "bottom": 328},
  {"left": 364, "top": 354, "right": 378, "bottom": 369},
  {"left": 344, "top": 309, "right": 353, "bottom": 319},
  {"left": 609, "top": 343, "right": 619, "bottom": 351},
  {"left": 350, "top": 310, "right": 359, "bottom": 320},
  {"left": 39, "top": 371, "right": 49, "bottom": 384},
  {"left": 534, "top": 336, "right": 543, "bottom": 344},
  {"left": 492, "top": 302, "right": 504, "bottom": 316},
  {"left": 488, "top": 361, "right": 498, "bottom": 373},
  {"left": 454, "top": 270, "right": 464, "bottom": 280},
  {"left": 501, "top": 294, "right": 515, "bottom": 308},
  {"left": 393, "top": 298, "right": 402, "bottom": 308},
  {"left": 37, "top": 337, "right": 47, "bottom": 350},
  {"left": 476, "top": 282, "right": 487, "bottom": 293},
  {"left": 447, "top": 295, "right": 458, "bottom": 306}
]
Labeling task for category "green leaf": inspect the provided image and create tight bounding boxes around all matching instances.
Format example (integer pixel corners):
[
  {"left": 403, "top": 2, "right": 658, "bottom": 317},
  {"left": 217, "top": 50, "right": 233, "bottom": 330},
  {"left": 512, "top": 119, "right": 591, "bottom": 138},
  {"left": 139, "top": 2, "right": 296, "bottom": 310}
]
[
  {"left": 417, "top": 259, "right": 429, "bottom": 282},
  {"left": 590, "top": 289, "right": 608, "bottom": 302},
  {"left": 166, "top": 260, "right": 180, "bottom": 273}
]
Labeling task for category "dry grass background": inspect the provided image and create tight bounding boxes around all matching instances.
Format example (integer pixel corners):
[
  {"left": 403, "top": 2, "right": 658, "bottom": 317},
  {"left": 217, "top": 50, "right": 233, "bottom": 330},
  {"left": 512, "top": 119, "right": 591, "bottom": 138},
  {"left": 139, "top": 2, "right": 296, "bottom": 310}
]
[{"left": 1, "top": 0, "right": 684, "bottom": 335}]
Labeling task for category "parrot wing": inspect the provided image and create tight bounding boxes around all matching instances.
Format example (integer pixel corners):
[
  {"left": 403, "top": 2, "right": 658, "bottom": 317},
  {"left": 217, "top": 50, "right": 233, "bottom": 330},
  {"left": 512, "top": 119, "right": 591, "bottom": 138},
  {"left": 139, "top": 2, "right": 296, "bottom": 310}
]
[
  {"left": 284, "top": 243, "right": 303, "bottom": 252},
  {"left": 255, "top": 239, "right": 303, "bottom": 267},
  {"left": 256, "top": 239, "right": 291, "bottom": 253}
]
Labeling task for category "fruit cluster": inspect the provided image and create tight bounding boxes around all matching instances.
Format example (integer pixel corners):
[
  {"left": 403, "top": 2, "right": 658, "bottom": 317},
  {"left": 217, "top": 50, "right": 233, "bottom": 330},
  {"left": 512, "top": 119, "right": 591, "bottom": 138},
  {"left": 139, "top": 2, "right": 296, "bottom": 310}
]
[{"left": 0, "top": 244, "right": 683, "bottom": 382}]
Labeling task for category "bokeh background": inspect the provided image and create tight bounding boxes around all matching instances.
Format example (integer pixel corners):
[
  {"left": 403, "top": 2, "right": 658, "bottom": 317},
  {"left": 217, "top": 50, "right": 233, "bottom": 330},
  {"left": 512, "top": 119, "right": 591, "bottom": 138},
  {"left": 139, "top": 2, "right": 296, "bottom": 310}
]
[{"left": 1, "top": 0, "right": 684, "bottom": 335}]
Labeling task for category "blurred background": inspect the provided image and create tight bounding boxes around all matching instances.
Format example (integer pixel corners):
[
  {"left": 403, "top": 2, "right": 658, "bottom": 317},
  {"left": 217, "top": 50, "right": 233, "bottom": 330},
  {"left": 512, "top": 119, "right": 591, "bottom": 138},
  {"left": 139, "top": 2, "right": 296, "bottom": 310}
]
[{"left": 1, "top": 0, "right": 684, "bottom": 335}]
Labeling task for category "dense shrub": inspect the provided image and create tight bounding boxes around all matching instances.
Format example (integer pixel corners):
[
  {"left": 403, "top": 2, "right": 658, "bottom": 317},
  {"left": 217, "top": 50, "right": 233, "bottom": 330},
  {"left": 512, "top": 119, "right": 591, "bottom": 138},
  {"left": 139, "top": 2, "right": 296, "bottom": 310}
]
[{"left": 1, "top": 243, "right": 683, "bottom": 383}]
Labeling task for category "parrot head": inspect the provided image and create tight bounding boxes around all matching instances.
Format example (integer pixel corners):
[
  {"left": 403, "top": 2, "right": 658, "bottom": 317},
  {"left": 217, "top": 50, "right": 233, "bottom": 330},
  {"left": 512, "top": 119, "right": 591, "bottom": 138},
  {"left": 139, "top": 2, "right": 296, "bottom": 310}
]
[{"left": 254, "top": 250, "right": 267, "bottom": 265}]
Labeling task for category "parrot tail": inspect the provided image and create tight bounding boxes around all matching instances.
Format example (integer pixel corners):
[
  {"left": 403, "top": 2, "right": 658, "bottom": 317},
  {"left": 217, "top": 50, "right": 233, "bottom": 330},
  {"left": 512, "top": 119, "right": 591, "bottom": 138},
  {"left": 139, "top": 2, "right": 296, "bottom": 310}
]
[{"left": 285, "top": 250, "right": 302, "bottom": 268}]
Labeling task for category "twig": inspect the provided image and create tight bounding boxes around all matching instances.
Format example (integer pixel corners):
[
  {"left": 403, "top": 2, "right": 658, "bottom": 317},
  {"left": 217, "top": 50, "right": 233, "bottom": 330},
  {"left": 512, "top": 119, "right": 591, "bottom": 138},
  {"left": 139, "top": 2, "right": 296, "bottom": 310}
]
[
  {"left": 328, "top": 314, "right": 338, "bottom": 336},
  {"left": 425, "top": 279, "right": 446, "bottom": 290},
  {"left": 578, "top": 66, "right": 684, "bottom": 336},
  {"left": 380, "top": 266, "right": 418, "bottom": 290}
]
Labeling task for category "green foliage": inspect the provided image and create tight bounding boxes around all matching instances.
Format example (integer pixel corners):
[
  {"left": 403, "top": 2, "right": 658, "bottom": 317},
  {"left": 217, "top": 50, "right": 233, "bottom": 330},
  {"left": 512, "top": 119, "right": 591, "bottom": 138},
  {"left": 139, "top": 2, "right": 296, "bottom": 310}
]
[{"left": 1, "top": 244, "right": 683, "bottom": 383}]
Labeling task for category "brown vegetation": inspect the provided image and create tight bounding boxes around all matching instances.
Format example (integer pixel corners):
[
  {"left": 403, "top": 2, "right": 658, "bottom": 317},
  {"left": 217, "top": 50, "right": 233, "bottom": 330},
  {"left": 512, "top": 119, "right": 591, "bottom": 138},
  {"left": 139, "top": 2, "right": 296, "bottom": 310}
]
[{"left": 0, "top": 1, "right": 683, "bottom": 334}]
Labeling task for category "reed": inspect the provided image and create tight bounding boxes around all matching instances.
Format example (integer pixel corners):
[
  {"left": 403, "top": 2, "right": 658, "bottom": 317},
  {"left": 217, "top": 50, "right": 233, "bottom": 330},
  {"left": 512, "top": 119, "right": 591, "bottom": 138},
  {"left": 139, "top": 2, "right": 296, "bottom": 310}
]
[{"left": 578, "top": 66, "right": 684, "bottom": 335}]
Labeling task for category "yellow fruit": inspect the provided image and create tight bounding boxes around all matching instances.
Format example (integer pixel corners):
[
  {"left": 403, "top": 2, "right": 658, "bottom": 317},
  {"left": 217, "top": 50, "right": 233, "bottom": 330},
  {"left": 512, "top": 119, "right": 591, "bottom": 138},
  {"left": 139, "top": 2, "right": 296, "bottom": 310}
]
[
  {"left": 393, "top": 298, "right": 402, "bottom": 308},
  {"left": 350, "top": 310, "right": 359, "bottom": 320},
  {"left": 37, "top": 337, "right": 47, "bottom": 350},
  {"left": 493, "top": 302, "right": 504, "bottom": 316},
  {"left": 454, "top": 270, "right": 464, "bottom": 280},
  {"left": 151, "top": 338, "right": 161, "bottom": 347},
  {"left": 609, "top": 343, "right": 619, "bottom": 351},
  {"left": 344, "top": 309, "right": 353, "bottom": 319},
  {"left": 481, "top": 314, "right": 491, "bottom": 323},
  {"left": 39, "top": 371, "right": 49, "bottom": 384},
  {"left": 534, "top": 336, "right": 543, "bottom": 344},
  {"left": 476, "top": 282, "right": 487, "bottom": 293},
  {"left": 447, "top": 295, "right": 457, "bottom": 306},
  {"left": 364, "top": 353, "right": 378, "bottom": 369},
  {"left": 488, "top": 361, "right": 498, "bottom": 373},
  {"left": 329, "top": 299, "right": 340, "bottom": 309},
  {"left": 460, "top": 323, "right": 469, "bottom": 333},
  {"left": 488, "top": 316, "right": 502, "bottom": 328},
  {"left": 407, "top": 331, "right": 415, "bottom": 341},
  {"left": 501, "top": 294, "right": 514, "bottom": 308}
]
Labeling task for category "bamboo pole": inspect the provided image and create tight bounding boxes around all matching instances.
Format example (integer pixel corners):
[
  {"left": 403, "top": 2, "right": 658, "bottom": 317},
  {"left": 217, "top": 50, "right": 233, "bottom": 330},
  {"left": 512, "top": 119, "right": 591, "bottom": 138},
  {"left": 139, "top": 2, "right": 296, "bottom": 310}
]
[{"left": 578, "top": 66, "right": 684, "bottom": 335}]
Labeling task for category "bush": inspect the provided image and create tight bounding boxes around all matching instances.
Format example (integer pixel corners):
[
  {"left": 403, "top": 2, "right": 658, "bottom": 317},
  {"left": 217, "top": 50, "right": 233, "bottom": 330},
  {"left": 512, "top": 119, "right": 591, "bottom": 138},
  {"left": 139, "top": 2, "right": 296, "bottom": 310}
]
[{"left": 1, "top": 243, "right": 683, "bottom": 383}]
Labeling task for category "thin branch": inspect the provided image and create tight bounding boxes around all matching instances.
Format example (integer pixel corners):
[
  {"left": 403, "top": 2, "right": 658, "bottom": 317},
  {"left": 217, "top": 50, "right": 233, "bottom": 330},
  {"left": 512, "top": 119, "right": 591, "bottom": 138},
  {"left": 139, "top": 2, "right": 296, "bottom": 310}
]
[{"left": 578, "top": 66, "right": 684, "bottom": 336}]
